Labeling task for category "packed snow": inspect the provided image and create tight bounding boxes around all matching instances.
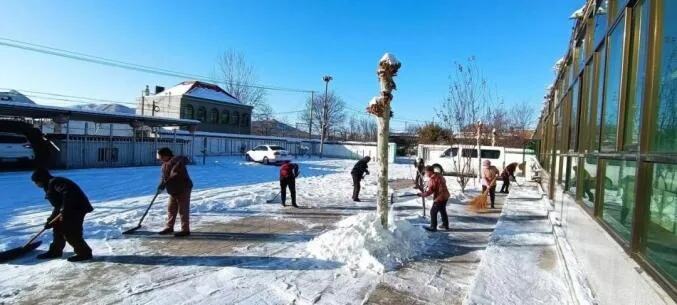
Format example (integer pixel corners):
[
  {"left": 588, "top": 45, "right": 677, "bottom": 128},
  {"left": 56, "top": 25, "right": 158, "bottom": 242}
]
[{"left": 307, "top": 211, "right": 428, "bottom": 273}]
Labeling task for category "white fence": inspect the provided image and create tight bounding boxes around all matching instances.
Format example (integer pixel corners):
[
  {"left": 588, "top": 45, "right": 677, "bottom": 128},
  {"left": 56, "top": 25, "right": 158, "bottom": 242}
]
[{"left": 166, "top": 130, "right": 396, "bottom": 163}]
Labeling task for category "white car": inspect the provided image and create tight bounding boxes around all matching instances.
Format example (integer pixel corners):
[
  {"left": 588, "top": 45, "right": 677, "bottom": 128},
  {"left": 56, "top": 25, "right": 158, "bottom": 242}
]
[
  {"left": 245, "top": 145, "right": 292, "bottom": 164},
  {"left": 0, "top": 132, "right": 34, "bottom": 164}
]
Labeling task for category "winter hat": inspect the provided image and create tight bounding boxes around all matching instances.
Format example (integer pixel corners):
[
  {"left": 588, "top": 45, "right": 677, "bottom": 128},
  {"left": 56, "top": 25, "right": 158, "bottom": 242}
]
[
  {"left": 482, "top": 160, "right": 491, "bottom": 167},
  {"left": 31, "top": 168, "right": 53, "bottom": 184}
]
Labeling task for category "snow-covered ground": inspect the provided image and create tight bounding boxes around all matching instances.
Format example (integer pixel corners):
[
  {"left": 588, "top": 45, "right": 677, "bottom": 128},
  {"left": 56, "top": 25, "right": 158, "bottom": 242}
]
[
  {"left": 0, "top": 156, "right": 435, "bottom": 305},
  {"left": 0, "top": 157, "right": 576, "bottom": 305}
]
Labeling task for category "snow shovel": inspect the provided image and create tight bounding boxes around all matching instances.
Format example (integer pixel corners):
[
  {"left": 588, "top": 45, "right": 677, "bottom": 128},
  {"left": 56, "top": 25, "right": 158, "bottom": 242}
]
[
  {"left": 122, "top": 190, "right": 161, "bottom": 235},
  {"left": 0, "top": 213, "right": 62, "bottom": 263},
  {"left": 266, "top": 192, "right": 280, "bottom": 203}
]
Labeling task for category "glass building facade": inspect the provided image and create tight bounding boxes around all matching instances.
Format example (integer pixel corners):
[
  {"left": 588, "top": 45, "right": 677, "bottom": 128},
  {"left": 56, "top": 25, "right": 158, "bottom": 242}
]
[{"left": 534, "top": 0, "right": 676, "bottom": 299}]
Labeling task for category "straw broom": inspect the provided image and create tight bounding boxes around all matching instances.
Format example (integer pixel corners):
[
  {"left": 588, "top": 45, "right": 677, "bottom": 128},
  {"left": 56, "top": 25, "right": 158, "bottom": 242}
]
[{"left": 468, "top": 178, "right": 496, "bottom": 211}]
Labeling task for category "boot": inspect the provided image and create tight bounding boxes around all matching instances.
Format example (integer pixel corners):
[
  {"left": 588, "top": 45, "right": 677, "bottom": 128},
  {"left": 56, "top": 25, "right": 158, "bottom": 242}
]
[
  {"left": 158, "top": 228, "right": 174, "bottom": 235},
  {"left": 37, "top": 251, "right": 62, "bottom": 259},
  {"left": 292, "top": 203, "right": 299, "bottom": 208},
  {"left": 67, "top": 253, "right": 92, "bottom": 262},
  {"left": 281, "top": 202, "right": 286, "bottom": 207},
  {"left": 174, "top": 231, "right": 190, "bottom": 237},
  {"left": 423, "top": 226, "right": 437, "bottom": 232},
  {"left": 353, "top": 198, "right": 361, "bottom": 202},
  {"left": 438, "top": 225, "right": 450, "bottom": 231}
]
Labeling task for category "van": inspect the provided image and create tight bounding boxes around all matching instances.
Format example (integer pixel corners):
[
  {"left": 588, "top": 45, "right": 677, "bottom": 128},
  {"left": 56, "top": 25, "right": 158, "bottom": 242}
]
[{"left": 426, "top": 145, "right": 522, "bottom": 176}]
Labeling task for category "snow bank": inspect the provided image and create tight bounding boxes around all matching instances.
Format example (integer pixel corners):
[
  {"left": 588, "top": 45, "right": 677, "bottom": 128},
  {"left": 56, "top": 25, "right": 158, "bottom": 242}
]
[{"left": 306, "top": 212, "right": 427, "bottom": 273}]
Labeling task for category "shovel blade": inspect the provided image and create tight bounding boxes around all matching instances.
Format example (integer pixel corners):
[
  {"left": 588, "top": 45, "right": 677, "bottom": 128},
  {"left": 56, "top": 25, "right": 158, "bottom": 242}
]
[
  {"left": 122, "top": 225, "right": 142, "bottom": 235},
  {"left": 0, "top": 241, "right": 42, "bottom": 263}
]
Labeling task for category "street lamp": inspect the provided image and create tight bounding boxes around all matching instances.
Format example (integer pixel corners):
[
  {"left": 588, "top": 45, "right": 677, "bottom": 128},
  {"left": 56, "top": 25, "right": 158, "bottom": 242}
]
[{"left": 320, "top": 75, "right": 332, "bottom": 158}]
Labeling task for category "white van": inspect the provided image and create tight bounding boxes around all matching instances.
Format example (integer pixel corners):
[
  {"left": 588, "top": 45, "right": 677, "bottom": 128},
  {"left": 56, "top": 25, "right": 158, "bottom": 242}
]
[{"left": 425, "top": 145, "right": 523, "bottom": 176}]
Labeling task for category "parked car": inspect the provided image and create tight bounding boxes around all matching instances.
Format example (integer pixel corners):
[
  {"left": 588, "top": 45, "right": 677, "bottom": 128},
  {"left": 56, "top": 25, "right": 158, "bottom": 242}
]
[
  {"left": 0, "top": 132, "right": 34, "bottom": 164},
  {"left": 245, "top": 145, "right": 292, "bottom": 164}
]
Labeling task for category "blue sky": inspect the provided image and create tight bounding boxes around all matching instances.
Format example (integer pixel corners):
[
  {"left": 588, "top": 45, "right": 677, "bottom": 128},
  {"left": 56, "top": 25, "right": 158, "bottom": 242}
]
[{"left": 0, "top": 0, "right": 581, "bottom": 130}]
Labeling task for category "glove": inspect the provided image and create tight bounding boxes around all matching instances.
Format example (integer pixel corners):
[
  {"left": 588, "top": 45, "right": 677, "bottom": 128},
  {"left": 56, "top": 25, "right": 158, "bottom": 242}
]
[
  {"left": 157, "top": 182, "right": 166, "bottom": 191},
  {"left": 417, "top": 193, "right": 423, "bottom": 197},
  {"left": 44, "top": 220, "right": 53, "bottom": 229},
  {"left": 365, "top": 170, "right": 370, "bottom": 175}
]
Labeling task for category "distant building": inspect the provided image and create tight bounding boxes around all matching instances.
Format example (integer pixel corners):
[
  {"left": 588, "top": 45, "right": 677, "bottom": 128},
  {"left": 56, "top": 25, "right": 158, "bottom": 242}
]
[
  {"left": 0, "top": 90, "right": 36, "bottom": 104},
  {"left": 137, "top": 81, "right": 252, "bottom": 134},
  {"left": 251, "top": 119, "right": 309, "bottom": 138}
]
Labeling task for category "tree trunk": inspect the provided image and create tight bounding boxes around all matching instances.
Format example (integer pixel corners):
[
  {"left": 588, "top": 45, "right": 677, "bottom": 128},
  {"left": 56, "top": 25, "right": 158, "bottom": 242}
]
[{"left": 377, "top": 106, "right": 391, "bottom": 227}]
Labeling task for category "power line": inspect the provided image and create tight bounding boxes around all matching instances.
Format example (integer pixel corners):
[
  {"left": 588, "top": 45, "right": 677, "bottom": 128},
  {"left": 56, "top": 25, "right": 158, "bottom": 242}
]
[
  {"left": 0, "top": 87, "right": 137, "bottom": 106},
  {"left": 0, "top": 37, "right": 316, "bottom": 94}
]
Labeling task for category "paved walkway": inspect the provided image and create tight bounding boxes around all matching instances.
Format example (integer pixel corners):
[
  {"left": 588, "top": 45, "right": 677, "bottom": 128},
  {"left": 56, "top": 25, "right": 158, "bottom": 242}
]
[
  {"left": 465, "top": 182, "right": 573, "bottom": 305},
  {"left": 4, "top": 178, "right": 506, "bottom": 305},
  {"left": 365, "top": 181, "right": 504, "bottom": 305}
]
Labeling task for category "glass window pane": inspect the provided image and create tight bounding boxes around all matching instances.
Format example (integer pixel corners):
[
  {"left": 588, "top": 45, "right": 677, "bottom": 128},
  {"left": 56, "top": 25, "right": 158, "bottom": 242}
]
[
  {"left": 601, "top": 17, "right": 625, "bottom": 152},
  {"left": 594, "top": 0, "right": 610, "bottom": 47},
  {"left": 651, "top": 2, "right": 677, "bottom": 152},
  {"left": 580, "top": 156, "right": 598, "bottom": 208},
  {"left": 646, "top": 163, "right": 677, "bottom": 283},
  {"left": 601, "top": 159, "right": 637, "bottom": 241},
  {"left": 594, "top": 44, "right": 607, "bottom": 152},
  {"left": 623, "top": 0, "right": 649, "bottom": 151},
  {"left": 570, "top": 80, "right": 581, "bottom": 150},
  {"left": 566, "top": 156, "right": 578, "bottom": 194}
]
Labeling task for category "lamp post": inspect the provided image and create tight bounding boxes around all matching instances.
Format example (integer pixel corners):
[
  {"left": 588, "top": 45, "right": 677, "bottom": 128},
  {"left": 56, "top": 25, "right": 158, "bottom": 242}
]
[{"left": 319, "top": 75, "right": 332, "bottom": 158}]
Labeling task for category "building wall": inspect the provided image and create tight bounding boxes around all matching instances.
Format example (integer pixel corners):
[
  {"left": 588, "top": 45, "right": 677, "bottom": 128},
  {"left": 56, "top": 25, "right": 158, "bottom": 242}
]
[
  {"left": 178, "top": 96, "right": 251, "bottom": 134},
  {"left": 534, "top": 0, "right": 676, "bottom": 301},
  {"left": 136, "top": 94, "right": 253, "bottom": 134}
]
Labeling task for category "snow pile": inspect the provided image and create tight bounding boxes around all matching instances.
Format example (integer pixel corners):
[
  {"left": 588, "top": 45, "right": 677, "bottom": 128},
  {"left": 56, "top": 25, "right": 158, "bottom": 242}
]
[
  {"left": 379, "top": 53, "right": 400, "bottom": 66},
  {"left": 307, "top": 212, "right": 427, "bottom": 273}
]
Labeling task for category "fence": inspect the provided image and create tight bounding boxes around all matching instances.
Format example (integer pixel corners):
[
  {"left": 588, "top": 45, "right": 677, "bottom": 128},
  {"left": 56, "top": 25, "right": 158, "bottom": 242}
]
[
  {"left": 50, "top": 134, "right": 188, "bottom": 169},
  {"left": 169, "top": 130, "right": 396, "bottom": 163},
  {"left": 47, "top": 130, "right": 395, "bottom": 169}
]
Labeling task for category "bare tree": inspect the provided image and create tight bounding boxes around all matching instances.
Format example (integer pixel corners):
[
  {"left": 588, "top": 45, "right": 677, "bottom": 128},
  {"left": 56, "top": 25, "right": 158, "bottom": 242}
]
[
  {"left": 216, "top": 50, "right": 270, "bottom": 120},
  {"left": 298, "top": 91, "right": 346, "bottom": 140},
  {"left": 436, "top": 57, "right": 492, "bottom": 136}
]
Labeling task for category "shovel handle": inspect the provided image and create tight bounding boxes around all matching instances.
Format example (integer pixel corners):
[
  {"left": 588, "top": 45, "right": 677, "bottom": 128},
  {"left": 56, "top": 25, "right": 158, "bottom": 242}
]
[{"left": 24, "top": 213, "right": 62, "bottom": 248}]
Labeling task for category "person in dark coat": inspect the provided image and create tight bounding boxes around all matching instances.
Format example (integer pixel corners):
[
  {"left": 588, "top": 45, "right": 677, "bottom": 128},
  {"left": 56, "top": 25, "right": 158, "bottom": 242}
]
[
  {"left": 31, "top": 168, "right": 93, "bottom": 262},
  {"left": 350, "top": 156, "right": 371, "bottom": 201},
  {"left": 418, "top": 166, "right": 451, "bottom": 231},
  {"left": 279, "top": 160, "right": 300, "bottom": 207},
  {"left": 499, "top": 162, "right": 518, "bottom": 193},
  {"left": 414, "top": 158, "right": 425, "bottom": 188},
  {"left": 157, "top": 147, "right": 193, "bottom": 237}
]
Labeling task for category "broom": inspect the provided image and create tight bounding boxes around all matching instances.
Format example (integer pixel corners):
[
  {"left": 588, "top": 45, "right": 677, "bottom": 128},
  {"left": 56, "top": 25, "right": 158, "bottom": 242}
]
[{"left": 468, "top": 178, "right": 496, "bottom": 211}]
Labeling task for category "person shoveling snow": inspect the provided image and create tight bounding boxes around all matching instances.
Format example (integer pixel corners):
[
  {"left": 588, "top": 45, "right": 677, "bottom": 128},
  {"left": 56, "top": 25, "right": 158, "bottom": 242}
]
[
  {"left": 31, "top": 168, "right": 94, "bottom": 262},
  {"left": 156, "top": 147, "right": 193, "bottom": 237},
  {"left": 351, "top": 156, "right": 370, "bottom": 202},
  {"left": 417, "top": 166, "right": 451, "bottom": 232},
  {"left": 279, "top": 160, "right": 300, "bottom": 207}
]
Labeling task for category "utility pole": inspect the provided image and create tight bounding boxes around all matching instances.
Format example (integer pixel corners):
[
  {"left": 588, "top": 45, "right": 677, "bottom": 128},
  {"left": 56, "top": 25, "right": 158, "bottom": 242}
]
[
  {"left": 308, "top": 91, "right": 314, "bottom": 140},
  {"left": 320, "top": 75, "right": 332, "bottom": 158},
  {"left": 141, "top": 90, "right": 145, "bottom": 116}
]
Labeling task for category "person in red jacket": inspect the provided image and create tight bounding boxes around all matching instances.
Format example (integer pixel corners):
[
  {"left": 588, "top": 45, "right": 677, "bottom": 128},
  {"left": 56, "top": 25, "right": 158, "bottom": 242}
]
[
  {"left": 279, "top": 160, "right": 300, "bottom": 207},
  {"left": 156, "top": 147, "right": 193, "bottom": 237},
  {"left": 418, "top": 166, "right": 451, "bottom": 231}
]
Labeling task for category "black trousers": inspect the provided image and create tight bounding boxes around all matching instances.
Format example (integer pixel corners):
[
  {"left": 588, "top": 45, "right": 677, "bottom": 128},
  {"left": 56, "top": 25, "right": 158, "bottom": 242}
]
[
  {"left": 50, "top": 212, "right": 92, "bottom": 256},
  {"left": 500, "top": 178, "right": 510, "bottom": 193},
  {"left": 280, "top": 177, "right": 296, "bottom": 205},
  {"left": 482, "top": 185, "right": 497, "bottom": 208},
  {"left": 430, "top": 200, "right": 449, "bottom": 229},
  {"left": 352, "top": 173, "right": 362, "bottom": 200}
]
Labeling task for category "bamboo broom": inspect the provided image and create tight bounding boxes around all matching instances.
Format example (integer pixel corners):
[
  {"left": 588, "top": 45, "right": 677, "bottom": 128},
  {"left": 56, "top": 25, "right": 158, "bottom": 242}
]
[{"left": 468, "top": 178, "right": 496, "bottom": 212}]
